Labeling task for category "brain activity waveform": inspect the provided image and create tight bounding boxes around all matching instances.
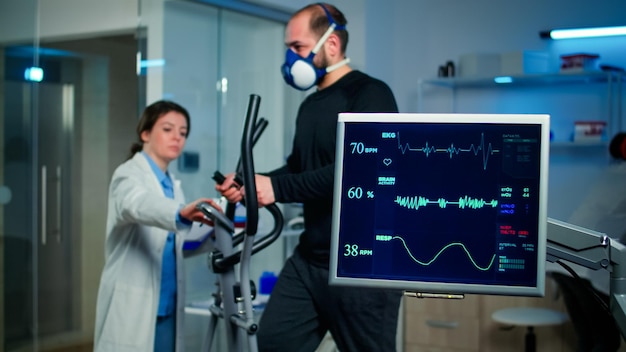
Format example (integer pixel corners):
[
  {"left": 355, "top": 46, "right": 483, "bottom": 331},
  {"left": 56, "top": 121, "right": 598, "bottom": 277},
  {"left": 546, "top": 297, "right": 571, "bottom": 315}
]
[
  {"left": 395, "top": 195, "right": 498, "bottom": 210},
  {"left": 396, "top": 132, "right": 500, "bottom": 170},
  {"left": 392, "top": 236, "right": 496, "bottom": 271}
]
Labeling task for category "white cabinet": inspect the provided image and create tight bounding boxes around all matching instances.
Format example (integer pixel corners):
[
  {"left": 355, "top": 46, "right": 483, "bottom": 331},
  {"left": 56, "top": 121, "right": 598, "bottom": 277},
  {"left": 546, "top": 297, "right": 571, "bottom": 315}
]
[{"left": 417, "top": 72, "right": 624, "bottom": 144}]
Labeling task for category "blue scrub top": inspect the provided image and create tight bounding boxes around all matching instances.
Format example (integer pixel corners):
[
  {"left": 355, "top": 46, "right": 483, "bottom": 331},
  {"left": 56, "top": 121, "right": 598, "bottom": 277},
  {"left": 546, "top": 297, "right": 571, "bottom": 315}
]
[{"left": 142, "top": 152, "right": 178, "bottom": 317}]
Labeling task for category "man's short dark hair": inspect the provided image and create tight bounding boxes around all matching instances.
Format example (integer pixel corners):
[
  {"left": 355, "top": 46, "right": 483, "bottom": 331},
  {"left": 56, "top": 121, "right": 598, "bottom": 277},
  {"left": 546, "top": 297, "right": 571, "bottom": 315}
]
[{"left": 296, "top": 3, "right": 349, "bottom": 54}]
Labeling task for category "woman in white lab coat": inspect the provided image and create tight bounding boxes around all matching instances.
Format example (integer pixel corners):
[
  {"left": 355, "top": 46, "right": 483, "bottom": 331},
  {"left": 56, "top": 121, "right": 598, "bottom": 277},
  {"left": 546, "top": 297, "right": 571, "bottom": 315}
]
[{"left": 94, "top": 100, "right": 220, "bottom": 352}]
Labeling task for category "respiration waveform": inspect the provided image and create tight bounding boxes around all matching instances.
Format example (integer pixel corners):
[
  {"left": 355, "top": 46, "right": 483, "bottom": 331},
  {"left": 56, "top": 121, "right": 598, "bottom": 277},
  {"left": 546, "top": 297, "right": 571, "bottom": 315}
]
[
  {"left": 395, "top": 195, "right": 499, "bottom": 211},
  {"left": 396, "top": 132, "right": 500, "bottom": 170},
  {"left": 391, "top": 236, "right": 496, "bottom": 271}
]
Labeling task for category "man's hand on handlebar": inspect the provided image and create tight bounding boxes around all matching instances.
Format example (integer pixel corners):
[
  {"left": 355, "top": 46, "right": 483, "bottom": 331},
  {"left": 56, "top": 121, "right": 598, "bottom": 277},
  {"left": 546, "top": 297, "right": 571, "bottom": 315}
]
[
  {"left": 215, "top": 172, "right": 244, "bottom": 203},
  {"left": 253, "top": 174, "right": 275, "bottom": 207},
  {"left": 214, "top": 173, "right": 275, "bottom": 207}
]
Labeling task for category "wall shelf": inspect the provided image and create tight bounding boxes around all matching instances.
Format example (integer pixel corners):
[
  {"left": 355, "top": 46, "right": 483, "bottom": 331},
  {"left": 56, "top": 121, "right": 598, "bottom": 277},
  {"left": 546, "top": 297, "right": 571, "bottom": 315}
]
[
  {"left": 421, "top": 71, "right": 624, "bottom": 88},
  {"left": 418, "top": 71, "right": 624, "bottom": 144},
  {"left": 550, "top": 141, "right": 608, "bottom": 148}
]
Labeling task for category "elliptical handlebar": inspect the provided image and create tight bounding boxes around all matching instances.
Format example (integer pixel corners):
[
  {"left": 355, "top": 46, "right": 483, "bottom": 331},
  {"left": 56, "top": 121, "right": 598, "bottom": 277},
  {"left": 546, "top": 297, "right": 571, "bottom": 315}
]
[
  {"left": 235, "top": 118, "right": 269, "bottom": 180},
  {"left": 209, "top": 94, "right": 284, "bottom": 271},
  {"left": 241, "top": 94, "right": 260, "bottom": 236},
  {"left": 210, "top": 203, "right": 283, "bottom": 270},
  {"left": 196, "top": 201, "right": 234, "bottom": 233}
]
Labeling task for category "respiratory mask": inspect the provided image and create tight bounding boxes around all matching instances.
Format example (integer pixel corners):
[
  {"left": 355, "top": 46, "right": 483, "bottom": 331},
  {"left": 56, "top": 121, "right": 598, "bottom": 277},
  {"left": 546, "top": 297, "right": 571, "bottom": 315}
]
[{"left": 281, "top": 4, "right": 350, "bottom": 91}]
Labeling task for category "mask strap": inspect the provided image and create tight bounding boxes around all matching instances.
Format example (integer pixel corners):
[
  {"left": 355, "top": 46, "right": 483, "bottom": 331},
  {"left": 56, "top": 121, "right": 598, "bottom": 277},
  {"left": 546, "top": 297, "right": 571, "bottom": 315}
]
[
  {"left": 311, "top": 23, "right": 336, "bottom": 55},
  {"left": 318, "top": 3, "right": 346, "bottom": 31},
  {"left": 311, "top": 3, "right": 346, "bottom": 55},
  {"left": 326, "top": 57, "right": 350, "bottom": 73}
]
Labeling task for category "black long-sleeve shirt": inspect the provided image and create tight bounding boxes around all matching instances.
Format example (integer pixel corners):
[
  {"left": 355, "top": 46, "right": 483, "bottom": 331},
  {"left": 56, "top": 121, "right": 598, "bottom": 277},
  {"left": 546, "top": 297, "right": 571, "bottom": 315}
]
[{"left": 269, "top": 70, "right": 398, "bottom": 267}]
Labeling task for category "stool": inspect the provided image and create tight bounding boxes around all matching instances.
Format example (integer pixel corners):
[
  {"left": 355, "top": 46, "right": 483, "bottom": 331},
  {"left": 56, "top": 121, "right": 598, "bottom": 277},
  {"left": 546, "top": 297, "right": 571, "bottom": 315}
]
[{"left": 492, "top": 307, "right": 568, "bottom": 352}]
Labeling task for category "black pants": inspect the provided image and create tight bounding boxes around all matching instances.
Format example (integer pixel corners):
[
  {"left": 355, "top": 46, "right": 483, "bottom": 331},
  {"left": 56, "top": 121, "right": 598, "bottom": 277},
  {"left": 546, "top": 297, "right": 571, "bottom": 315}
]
[
  {"left": 257, "top": 249, "right": 402, "bottom": 352},
  {"left": 551, "top": 272, "right": 621, "bottom": 352}
]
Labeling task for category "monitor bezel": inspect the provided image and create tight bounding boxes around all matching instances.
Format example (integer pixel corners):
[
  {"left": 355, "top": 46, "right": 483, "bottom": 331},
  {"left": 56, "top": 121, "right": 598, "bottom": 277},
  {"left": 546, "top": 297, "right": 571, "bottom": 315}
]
[{"left": 329, "top": 113, "right": 550, "bottom": 297}]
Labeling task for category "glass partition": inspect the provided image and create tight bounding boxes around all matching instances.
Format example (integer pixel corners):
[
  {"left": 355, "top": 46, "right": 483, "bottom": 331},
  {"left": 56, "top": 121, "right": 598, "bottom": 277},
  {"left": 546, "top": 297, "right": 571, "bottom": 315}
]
[
  {"left": 1, "top": 1, "right": 142, "bottom": 351},
  {"left": 1, "top": 1, "right": 41, "bottom": 350},
  {"left": 160, "top": 1, "right": 303, "bottom": 349},
  {"left": 1, "top": 1, "right": 301, "bottom": 350}
]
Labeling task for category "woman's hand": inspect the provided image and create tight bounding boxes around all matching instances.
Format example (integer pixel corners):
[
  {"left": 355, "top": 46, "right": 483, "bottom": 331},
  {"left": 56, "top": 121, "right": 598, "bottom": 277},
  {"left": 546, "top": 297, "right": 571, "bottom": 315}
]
[{"left": 180, "top": 198, "right": 223, "bottom": 225}]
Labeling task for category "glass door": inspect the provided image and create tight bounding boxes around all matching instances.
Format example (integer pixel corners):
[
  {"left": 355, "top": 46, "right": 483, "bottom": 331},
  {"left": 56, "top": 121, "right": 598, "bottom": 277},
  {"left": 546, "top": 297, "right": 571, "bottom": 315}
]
[
  {"left": 2, "top": 81, "right": 37, "bottom": 351},
  {"left": 1, "top": 2, "right": 41, "bottom": 350},
  {"left": 2, "top": 5, "right": 141, "bottom": 351},
  {"left": 3, "top": 82, "right": 76, "bottom": 351}
]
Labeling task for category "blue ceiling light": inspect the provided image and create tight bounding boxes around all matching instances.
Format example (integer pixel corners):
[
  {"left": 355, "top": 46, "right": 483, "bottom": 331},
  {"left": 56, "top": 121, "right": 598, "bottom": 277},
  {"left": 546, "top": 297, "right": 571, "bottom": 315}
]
[
  {"left": 24, "top": 67, "right": 44, "bottom": 82},
  {"left": 140, "top": 59, "right": 166, "bottom": 68},
  {"left": 494, "top": 76, "right": 513, "bottom": 84},
  {"left": 136, "top": 52, "right": 166, "bottom": 75},
  {"left": 540, "top": 25, "right": 626, "bottom": 40}
]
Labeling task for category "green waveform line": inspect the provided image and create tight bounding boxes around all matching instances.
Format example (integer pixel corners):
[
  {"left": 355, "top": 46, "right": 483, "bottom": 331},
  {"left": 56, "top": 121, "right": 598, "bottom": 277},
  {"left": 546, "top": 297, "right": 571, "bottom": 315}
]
[
  {"left": 392, "top": 236, "right": 496, "bottom": 271},
  {"left": 395, "top": 195, "right": 498, "bottom": 210},
  {"left": 396, "top": 132, "right": 500, "bottom": 170}
]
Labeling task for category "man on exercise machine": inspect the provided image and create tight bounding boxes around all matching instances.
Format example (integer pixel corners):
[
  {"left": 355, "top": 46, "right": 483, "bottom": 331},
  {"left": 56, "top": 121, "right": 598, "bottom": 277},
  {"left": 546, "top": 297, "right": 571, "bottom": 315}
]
[{"left": 216, "top": 3, "right": 403, "bottom": 351}]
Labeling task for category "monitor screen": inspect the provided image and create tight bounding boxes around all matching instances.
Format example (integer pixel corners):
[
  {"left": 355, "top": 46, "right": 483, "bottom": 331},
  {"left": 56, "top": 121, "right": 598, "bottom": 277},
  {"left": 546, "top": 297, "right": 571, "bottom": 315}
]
[{"left": 329, "top": 113, "right": 550, "bottom": 297}]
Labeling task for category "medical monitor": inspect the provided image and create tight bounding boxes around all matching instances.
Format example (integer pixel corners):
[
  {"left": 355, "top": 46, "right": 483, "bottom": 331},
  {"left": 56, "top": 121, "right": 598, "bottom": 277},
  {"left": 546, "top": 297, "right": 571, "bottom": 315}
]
[{"left": 329, "top": 113, "right": 550, "bottom": 296}]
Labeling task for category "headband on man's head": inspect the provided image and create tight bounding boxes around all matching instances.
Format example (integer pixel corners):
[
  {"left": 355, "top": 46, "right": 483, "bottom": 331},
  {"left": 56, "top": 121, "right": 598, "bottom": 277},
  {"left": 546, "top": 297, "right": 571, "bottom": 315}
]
[{"left": 317, "top": 3, "right": 346, "bottom": 31}]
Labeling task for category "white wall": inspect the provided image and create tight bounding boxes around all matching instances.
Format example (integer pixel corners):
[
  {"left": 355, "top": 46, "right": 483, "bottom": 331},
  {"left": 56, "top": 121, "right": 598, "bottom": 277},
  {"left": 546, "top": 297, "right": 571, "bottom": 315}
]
[
  {"left": 380, "top": 0, "right": 626, "bottom": 113},
  {"left": 0, "top": 0, "right": 139, "bottom": 43},
  {"left": 244, "top": 0, "right": 626, "bottom": 115}
]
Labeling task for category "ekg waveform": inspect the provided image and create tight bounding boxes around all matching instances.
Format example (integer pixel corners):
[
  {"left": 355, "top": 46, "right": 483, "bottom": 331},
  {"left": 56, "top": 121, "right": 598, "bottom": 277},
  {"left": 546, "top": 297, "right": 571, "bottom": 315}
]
[
  {"left": 396, "top": 132, "right": 500, "bottom": 170},
  {"left": 395, "top": 195, "right": 499, "bottom": 210},
  {"left": 392, "top": 236, "right": 496, "bottom": 271}
]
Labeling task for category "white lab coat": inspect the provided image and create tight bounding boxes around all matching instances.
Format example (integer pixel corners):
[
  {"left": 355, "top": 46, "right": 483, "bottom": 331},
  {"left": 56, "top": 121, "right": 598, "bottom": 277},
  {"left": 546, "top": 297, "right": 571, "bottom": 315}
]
[{"left": 94, "top": 152, "right": 190, "bottom": 352}]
